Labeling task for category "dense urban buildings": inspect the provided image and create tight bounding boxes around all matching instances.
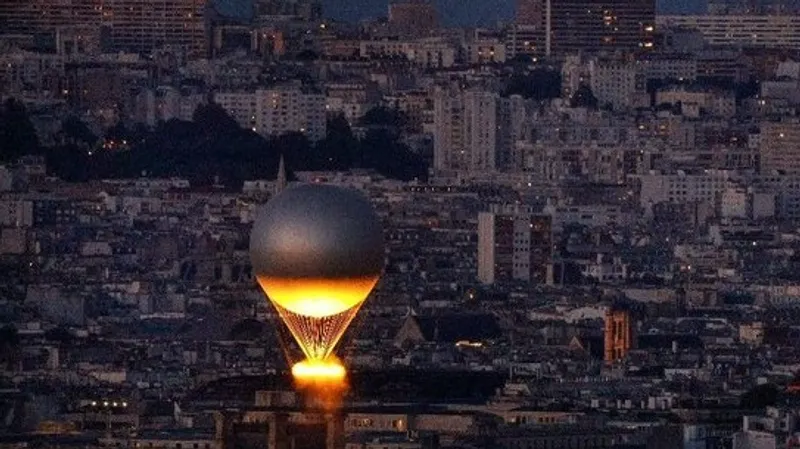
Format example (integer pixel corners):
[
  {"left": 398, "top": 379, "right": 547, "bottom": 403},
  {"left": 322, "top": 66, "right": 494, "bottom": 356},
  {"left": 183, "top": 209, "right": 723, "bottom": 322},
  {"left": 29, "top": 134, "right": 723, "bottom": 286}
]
[
  {"left": 214, "top": 84, "right": 327, "bottom": 141},
  {"left": 477, "top": 208, "right": 553, "bottom": 285},
  {"left": 5, "top": 0, "right": 800, "bottom": 449}
]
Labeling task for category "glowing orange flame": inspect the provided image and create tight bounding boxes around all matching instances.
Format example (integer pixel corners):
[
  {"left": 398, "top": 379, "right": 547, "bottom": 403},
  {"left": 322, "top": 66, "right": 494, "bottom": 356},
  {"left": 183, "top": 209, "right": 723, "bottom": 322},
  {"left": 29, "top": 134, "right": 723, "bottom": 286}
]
[
  {"left": 292, "top": 359, "right": 346, "bottom": 381},
  {"left": 256, "top": 276, "right": 378, "bottom": 318},
  {"left": 256, "top": 275, "right": 378, "bottom": 361},
  {"left": 292, "top": 358, "right": 348, "bottom": 411}
]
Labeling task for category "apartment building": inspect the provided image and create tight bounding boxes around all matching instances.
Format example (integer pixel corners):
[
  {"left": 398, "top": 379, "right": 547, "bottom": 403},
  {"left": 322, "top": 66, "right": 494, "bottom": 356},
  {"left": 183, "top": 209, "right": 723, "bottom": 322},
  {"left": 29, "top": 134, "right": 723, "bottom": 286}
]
[
  {"left": 215, "top": 85, "right": 327, "bottom": 142},
  {"left": 0, "top": 0, "right": 207, "bottom": 56},
  {"left": 657, "top": 15, "right": 800, "bottom": 49},
  {"left": 477, "top": 209, "right": 553, "bottom": 285}
]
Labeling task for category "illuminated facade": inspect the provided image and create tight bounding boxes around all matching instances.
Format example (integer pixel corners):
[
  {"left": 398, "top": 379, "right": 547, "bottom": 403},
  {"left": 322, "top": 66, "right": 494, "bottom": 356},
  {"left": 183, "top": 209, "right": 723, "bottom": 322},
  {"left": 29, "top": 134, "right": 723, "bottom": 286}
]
[{"left": 604, "top": 308, "right": 632, "bottom": 363}]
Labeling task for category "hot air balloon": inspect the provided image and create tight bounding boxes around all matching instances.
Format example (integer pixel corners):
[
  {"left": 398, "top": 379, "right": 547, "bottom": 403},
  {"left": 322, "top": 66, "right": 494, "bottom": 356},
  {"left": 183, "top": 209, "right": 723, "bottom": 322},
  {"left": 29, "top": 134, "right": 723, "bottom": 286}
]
[{"left": 250, "top": 184, "right": 384, "bottom": 380}]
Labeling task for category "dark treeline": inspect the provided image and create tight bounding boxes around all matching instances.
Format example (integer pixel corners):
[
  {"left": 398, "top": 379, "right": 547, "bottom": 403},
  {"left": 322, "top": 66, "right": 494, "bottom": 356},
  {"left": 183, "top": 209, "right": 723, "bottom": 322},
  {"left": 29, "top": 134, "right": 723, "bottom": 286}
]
[
  {"left": 502, "top": 67, "right": 562, "bottom": 100},
  {"left": 0, "top": 99, "right": 428, "bottom": 187}
]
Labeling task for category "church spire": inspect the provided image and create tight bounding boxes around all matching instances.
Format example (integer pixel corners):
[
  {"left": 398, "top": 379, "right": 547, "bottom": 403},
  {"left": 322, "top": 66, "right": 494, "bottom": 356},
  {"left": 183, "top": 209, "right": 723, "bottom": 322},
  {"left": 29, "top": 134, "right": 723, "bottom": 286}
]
[{"left": 276, "top": 154, "right": 287, "bottom": 193}]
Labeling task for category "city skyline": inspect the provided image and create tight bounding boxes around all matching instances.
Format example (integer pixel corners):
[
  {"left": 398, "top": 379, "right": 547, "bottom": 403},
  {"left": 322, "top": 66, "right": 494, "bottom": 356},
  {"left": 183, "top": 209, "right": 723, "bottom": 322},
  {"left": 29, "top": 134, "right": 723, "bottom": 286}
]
[
  {"left": 4, "top": 0, "right": 800, "bottom": 446},
  {"left": 211, "top": 0, "right": 706, "bottom": 26}
]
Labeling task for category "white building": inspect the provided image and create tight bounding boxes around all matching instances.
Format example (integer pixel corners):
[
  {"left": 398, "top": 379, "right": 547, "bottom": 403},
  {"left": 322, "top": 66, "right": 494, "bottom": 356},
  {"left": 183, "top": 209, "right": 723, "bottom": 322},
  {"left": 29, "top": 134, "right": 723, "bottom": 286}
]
[
  {"left": 215, "top": 84, "right": 326, "bottom": 141},
  {"left": 656, "top": 86, "right": 736, "bottom": 118},
  {"left": 433, "top": 87, "right": 533, "bottom": 173},
  {"left": 406, "top": 39, "right": 457, "bottom": 69},
  {"left": 433, "top": 88, "right": 497, "bottom": 172},
  {"left": 589, "top": 59, "right": 647, "bottom": 110},
  {"left": 214, "top": 91, "right": 257, "bottom": 130},
  {"left": 658, "top": 15, "right": 800, "bottom": 49},
  {"left": 358, "top": 38, "right": 456, "bottom": 69},
  {"left": 636, "top": 170, "right": 733, "bottom": 207},
  {"left": 543, "top": 203, "right": 633, "bottom": 231},
  {"left": 720, "top": 187, "right": 747, "bottom": 218},
  {"left": 637, "top": 53, "right": 697, "bottom": 81},
  {"left": 135, "top": 86, "right": 206, "bottom": 127}
]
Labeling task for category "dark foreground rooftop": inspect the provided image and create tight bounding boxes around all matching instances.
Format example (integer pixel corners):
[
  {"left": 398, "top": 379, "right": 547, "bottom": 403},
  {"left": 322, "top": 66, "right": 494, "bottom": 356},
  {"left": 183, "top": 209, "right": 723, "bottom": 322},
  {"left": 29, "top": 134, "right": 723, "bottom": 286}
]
[{"left": 187, "top": 369, "right": 507, "bottom": 405}]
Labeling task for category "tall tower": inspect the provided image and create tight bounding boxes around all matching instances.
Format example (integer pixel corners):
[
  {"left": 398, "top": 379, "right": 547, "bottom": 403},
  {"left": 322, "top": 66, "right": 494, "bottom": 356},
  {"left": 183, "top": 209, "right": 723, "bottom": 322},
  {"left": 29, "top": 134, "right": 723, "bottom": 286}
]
[
  {"left": 548, "top": 0, "right": 655, "bottom": 54},
  {"left": 603, "top": 308, "right": 632, "bottom": 363},
  {"left": 509, "top": 0, "right": 655, "bottom": 57},
  {"left": 433, "top": 88, "right": 502, "bottom": 173}
]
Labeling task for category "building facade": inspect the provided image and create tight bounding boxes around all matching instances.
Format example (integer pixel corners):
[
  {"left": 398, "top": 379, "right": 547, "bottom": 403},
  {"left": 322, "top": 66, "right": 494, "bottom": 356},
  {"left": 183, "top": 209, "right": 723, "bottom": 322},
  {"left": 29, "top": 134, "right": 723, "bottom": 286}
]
[
  {"left": 604, "top": 308, "right": 633, "bottom": 363},
  {"left": 507, "top": 0, "right": 655, "bottom": 56},
  {"left": 215, "top": 86, "right": 327, "bottom": 142},
  {"left": 760, "top": 119, "right": 800, "bottom": 175},
  {"left": 477, "top": 210, "right": 552, "bottom": 285},
  {"left": 0, "top": 0, "right": 207, "bottom": 56},
  {"left": 657, "top": 15, "right": 800, "bottom": 49}
]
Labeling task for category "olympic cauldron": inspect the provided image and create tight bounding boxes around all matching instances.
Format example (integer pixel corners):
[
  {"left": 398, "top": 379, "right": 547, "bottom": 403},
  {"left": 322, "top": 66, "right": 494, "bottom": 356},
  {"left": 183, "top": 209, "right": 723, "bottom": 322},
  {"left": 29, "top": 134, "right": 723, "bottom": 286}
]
[{"left": 249, "top": 184, "right": 384, "bottom": 383}]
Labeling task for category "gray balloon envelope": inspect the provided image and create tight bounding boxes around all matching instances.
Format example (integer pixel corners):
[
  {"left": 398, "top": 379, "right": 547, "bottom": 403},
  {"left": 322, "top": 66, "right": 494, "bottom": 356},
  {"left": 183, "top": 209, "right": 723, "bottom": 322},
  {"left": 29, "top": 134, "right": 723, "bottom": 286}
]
[{"left": 250, "top": 184, "right": 385, "bottom": 279}]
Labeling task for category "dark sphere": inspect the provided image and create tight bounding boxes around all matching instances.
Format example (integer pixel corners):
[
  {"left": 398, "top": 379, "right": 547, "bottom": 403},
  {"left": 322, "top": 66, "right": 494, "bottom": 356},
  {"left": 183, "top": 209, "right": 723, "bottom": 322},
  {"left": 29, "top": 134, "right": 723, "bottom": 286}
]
[{"left": 250, "top": 184, "right": 384, "bottom": 279}]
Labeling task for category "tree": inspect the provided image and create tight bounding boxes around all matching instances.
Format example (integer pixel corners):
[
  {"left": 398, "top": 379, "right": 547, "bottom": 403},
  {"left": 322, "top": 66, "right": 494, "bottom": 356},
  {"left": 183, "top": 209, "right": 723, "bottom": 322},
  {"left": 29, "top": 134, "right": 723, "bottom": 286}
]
[
  {"left": 295, "top": 49, "right": 319, "bottom": 61},
  {"left": 570, "top": 84, "right": 599, "bottom": 109},
  {"left": 44, "top": 326, "right": 74, "bottom": 345},
  {"left": 740, "top": 383, "right": 780, "bottom": 409},
  {"left": 0, "top": 98, "right": 39, "bottom": 161},
  {"left": 361, "top": 128, "right": 427, "bottom": 181},
  {"left": 273, "top": 132, "right": 312, "bottom": 174},
  {"left": 192, "top": 102, "right": 241, "bottom": 134},
  {"left": 0, "top": 325, "right": 19, "bottom": 368},
  {"left": 61, "top": 116, "right": 97, "bottom": 148},
  {"left": 359, "top": 106, "right": 409, "bottom": 130},
  {"left": 503, "top": 69, "right": 562, "bottom": 100},
  {"left": 44, "top": 144, "right": 92, "bottom": 182},
  {"left": 315, "top": 114, "right": 359, "bottom": 169}
]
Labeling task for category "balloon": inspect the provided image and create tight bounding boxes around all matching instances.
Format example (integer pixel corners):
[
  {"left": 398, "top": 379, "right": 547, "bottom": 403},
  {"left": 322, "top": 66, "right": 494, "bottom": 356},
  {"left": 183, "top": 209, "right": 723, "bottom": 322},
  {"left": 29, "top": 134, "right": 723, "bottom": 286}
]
[{"left": 250, "top": 184, "right": 384, "bottom": 377}]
